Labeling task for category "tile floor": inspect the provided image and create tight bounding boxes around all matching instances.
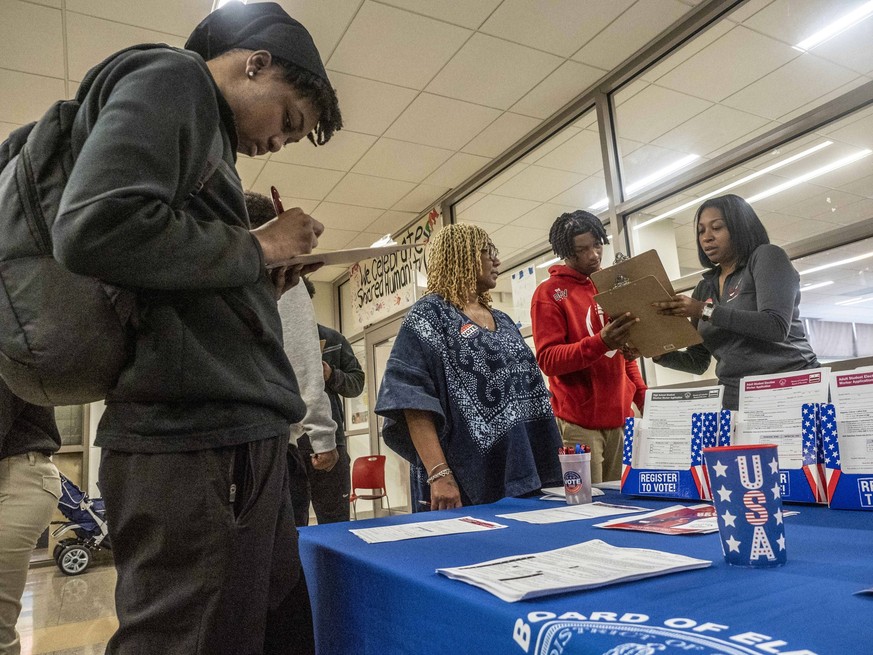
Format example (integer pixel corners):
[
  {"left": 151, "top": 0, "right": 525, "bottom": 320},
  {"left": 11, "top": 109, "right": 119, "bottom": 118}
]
[{"left": 15, "top": 557, "right": 116, "bottom": 655}]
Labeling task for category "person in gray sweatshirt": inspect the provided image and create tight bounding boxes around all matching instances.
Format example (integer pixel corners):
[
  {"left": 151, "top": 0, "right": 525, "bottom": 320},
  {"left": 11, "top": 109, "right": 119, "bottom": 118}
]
[
  {"left": 245, "top": 191, "right": 339, "bottom": 527},
  {"left": 651, "top": 194, "right": 818, "bottom": 410}
]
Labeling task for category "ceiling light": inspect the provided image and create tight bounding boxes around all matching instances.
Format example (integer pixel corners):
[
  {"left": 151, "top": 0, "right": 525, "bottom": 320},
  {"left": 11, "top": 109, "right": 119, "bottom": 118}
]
[
  {"left": 537, "top": 256, "right": 561, "bottom": 269},
  {"left": 800, "top": 281, "right": 834, "bottom": 292},
  {"left": 633, "top": 141, "right": 833, "bottom": 230},
  {"left": 835, "top": 295, "right": 873, "bottom": 306},
  {"left": 746, "top": 149, "right": 872, "bottom": 204},
  {"left": 794, "top": 1, "right": 873, "bottom": 52},
  {"left": 589, "top": 154, "right": 700, "bottom": 212},
  {"left": 799, "top": 251, "right": 873, "bottom": 276},
  {"left": 370, "top": 234, "right": 396, "bottom": 247},
  {"left": 212, "top": 0, "right": 246, "bottom": 10}
]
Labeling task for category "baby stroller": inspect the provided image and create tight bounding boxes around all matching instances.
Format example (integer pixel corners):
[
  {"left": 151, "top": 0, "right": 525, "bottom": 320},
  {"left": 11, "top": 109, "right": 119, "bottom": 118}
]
[{"left": 51, "top": 473, "right": 110, "bottom": 575}]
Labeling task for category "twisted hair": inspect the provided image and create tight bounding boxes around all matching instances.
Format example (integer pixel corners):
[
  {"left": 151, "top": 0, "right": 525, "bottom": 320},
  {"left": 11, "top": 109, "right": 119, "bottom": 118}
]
[
  {"left": 548, "top": 210, "right": 609, "bottom": 260},
  {"left": 273, "top": 56, "right": 342, "bottom": 146},
  {"left": 426, "top": 224, "right": 492, "bottom": 310}
]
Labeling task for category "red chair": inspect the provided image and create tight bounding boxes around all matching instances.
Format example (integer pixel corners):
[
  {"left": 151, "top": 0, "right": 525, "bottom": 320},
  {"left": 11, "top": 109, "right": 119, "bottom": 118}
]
[{"left": 350, "top": 455, "right": 391, "bottom": 519}]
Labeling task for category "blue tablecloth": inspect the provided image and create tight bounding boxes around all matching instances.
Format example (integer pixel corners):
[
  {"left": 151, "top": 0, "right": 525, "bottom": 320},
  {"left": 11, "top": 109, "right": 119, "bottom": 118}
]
[{"left": 299, "top": 492, "right": 873, "bottom": 655}]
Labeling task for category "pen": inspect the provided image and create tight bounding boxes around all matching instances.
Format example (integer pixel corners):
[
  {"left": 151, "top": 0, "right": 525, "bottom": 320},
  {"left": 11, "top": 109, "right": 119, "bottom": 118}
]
[
  {"left": 270, "top": 185, "right": 284, "bottom": 215},
  {"left": 418, "top": 500, "right": 431, "bottom": 507}
]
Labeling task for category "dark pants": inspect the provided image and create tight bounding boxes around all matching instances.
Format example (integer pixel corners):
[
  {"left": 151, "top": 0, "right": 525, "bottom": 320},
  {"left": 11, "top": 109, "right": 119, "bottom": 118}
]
[
  {"left": 100, "top": 435, "right": 314, "bottom": 655},
  {"left": 286, "top": 442, "right": 311, "bottom": 528},
  {"left": 297, "top": 435, "right": 350, "bottom": 524}
]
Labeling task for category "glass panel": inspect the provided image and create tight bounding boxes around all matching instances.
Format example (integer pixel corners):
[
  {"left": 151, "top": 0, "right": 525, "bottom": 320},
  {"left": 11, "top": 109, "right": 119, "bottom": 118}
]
[
  {"left": 614, "top": 0, "right": 873, "bottom": 201},
  {"left": 344, "top": 339, "right": 369, "bottom": 433},
  {"left": 54, "top": 405, "right": 84, "bottom": 446},
  {"left": 627, "top": 104, "right": 873, "bottom": 280},
  {"left": 372, "top": 333, "right": 410, "bottom": 516},
  {"left": 338, "top": 279, "right": 355, "bottom": 334},
  {"left": 455, "top": 108, "right": 607, "bottom": 263},
  {"left": 795, "top": 236, "right": 873, "bottom": 360}
]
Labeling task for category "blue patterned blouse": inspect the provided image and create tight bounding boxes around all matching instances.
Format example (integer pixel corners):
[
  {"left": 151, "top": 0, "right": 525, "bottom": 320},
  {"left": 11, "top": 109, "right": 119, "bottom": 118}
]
[{"left": 375, "top": 294, "right": 562, "bottom": 510}]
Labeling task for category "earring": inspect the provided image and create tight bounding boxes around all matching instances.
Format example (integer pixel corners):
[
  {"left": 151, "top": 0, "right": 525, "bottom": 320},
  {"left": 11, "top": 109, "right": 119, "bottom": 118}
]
[{"left": 248, "top": 70, "right": 255, "bottom": 78}]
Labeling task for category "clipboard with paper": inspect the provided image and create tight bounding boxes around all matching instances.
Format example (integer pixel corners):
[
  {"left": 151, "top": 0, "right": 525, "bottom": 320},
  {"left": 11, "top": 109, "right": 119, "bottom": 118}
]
[{"left": 592, "top": 250, "right": 702, "bottom": 357}]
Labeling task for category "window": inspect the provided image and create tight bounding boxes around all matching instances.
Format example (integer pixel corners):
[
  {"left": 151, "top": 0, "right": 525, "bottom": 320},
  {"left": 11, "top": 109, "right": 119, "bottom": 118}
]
[
  {"left": 614, "top": 0, "right": 873, "bottom": 205},
  {"left": 455, "top": 109, "right": 607, "bottom": 264}
]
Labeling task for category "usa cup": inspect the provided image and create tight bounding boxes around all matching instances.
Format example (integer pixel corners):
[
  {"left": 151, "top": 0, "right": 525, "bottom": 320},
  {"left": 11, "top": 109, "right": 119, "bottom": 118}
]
[{"left": 703, "top": 444, "right": 787, "bottom": 567}]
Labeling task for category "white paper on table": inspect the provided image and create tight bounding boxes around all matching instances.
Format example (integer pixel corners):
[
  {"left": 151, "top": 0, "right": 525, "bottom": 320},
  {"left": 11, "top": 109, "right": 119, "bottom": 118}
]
[
  {"left": 634, "top": 386, "right": 723, "bottom": 470},
  {"left": 594, "top": 480, "right": 622, "bottom": 490},
  {"left": 496, "top": 501, "right": 646, "bottom": 525},
  {"left": 830, "top": 370, "right": 873, "bottom": 473},
  {"left": 350, "top": 516, "right": 506, "bottom": 544},
  {"left": 736, "top": 368, "right": 830, "bottom": 469},
  {"left": 539, "top": 486, "right": 604, "bottom": 501},
  {"left": 437, "top": 539, "right": 711, "bottom": 602}
]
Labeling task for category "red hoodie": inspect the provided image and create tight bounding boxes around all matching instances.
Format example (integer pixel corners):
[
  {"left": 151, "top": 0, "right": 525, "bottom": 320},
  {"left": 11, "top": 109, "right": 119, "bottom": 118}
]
[{"left": 531, "top": 264, "right": 646, "bottom": 430}]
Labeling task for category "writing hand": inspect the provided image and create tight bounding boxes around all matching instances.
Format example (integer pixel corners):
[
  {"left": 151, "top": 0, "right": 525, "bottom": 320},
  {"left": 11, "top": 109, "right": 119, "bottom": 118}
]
[{"left": 251, "top": 207, "right": 323, "bottom": 266}]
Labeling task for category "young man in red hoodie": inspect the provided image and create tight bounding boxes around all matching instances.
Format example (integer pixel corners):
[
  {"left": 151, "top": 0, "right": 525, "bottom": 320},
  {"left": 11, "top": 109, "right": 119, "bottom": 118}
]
[{"left": 531, "top": 211, "right": 646, "bottom": 483}]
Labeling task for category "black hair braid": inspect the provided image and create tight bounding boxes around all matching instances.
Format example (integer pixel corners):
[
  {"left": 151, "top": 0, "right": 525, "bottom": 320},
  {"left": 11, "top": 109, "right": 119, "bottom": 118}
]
[{"left": 548, "top": 210, "right": 609, "bottom": 260}]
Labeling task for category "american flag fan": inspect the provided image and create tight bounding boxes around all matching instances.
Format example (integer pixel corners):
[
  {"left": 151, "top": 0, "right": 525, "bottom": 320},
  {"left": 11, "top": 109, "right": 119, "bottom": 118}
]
[
  {"left": 621, "top": 416, "right": 635, "bottom": 488},
  {"left": 821, "top": 403, "right": 842, "bottom": 499},
  {"left": 801, "top": 403, "right": 828, "bottom": 503},
  {"left": 691, "top": 412, "right": 719, "bottom": 500}
]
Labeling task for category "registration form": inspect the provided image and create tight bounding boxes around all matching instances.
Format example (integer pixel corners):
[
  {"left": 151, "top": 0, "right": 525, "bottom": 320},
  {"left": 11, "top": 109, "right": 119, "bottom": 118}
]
[
  {"left": 830, "top": 370, "right": 873, "bottom": 474},
  {"left": 736, "top": 368, "right": 830, "bottom": 468},
  {"left": 633, "top": 387, "right": 723, "bottom": 470}
]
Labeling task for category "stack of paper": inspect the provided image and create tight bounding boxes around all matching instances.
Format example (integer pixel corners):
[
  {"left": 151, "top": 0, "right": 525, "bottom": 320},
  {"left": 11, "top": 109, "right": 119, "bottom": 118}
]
[{"left": 437, "top": 539, "right": 711, "bottom": 602}]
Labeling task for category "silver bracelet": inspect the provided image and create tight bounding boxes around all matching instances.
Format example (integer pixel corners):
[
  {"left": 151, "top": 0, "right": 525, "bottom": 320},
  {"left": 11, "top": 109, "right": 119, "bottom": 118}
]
[
  {"left": 426, "top": 467, "right": 453, "bottom": 485},
  {"left": 428, "top": 461, "right": 447, "bottom": 476}
]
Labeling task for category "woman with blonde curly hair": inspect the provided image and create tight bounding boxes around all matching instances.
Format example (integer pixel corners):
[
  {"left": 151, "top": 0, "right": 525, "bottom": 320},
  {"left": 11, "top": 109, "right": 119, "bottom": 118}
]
[{"left": 376, "top": 224, "right": 562, "bottom": 511}]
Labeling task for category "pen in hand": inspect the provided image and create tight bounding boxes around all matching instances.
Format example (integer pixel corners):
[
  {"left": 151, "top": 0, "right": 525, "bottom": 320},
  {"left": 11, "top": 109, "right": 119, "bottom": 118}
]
[{"left": 270, "top": 185, "right": 285, "bottom": 215}]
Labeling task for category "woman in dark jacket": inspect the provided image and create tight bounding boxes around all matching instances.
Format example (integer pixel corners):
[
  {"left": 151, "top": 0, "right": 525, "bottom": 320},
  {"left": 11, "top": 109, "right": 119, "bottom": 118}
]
[{"left": 652, "top": 194, "right": 818, "bottom": 410}]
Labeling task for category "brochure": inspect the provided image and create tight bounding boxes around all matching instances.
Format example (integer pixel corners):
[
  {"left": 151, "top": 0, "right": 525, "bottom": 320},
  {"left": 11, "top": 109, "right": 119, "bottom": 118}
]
[
  {"left": 437, "top": 539, "right": 711, "bottom": 602},
  {"left": 595, "top": 504, "right": 718, "bottom": 535}
]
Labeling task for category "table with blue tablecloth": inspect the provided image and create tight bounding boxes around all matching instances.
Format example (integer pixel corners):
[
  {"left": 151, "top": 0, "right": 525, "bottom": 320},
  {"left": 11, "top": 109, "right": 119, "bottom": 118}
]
[{"left": 298, "top": 491, "right": 873, "bottom": 655}]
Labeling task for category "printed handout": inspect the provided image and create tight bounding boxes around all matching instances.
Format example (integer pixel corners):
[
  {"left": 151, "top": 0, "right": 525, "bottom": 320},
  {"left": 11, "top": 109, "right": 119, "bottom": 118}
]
[{"left": 437, "top": 539, "right": 711, "bottom": 602}]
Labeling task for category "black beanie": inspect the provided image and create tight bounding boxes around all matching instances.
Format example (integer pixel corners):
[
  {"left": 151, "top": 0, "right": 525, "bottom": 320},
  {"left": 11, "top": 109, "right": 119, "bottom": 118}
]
[{"left": 185, "top": 1, "right": 329, "bottom": 83}]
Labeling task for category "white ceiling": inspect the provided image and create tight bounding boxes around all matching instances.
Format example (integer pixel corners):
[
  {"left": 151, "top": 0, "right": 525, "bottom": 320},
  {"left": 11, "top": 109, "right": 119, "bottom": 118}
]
[
  {"left": 0, "top": 0, "right": 701, "bottom": 281},
  {"left": 4, "top": 0, "right": 873, "bottom": 330}
]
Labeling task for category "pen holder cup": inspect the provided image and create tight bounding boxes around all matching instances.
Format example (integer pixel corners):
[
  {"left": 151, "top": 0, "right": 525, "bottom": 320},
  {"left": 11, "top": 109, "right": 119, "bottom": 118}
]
[
  {"left": 559, "top": 453, "right": 592, "bottom": 505},
  {"left": 703, "top": 444, "right": 786, "bottom": 568}
]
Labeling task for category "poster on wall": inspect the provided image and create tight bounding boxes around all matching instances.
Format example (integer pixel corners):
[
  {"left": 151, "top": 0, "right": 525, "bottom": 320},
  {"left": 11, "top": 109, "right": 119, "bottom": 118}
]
[
  {"left": 511, "top": 266, "right": 537, "bottom": 327},
  {"left": 349, "top": 208, "right": 440, "bottom": 329}
]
